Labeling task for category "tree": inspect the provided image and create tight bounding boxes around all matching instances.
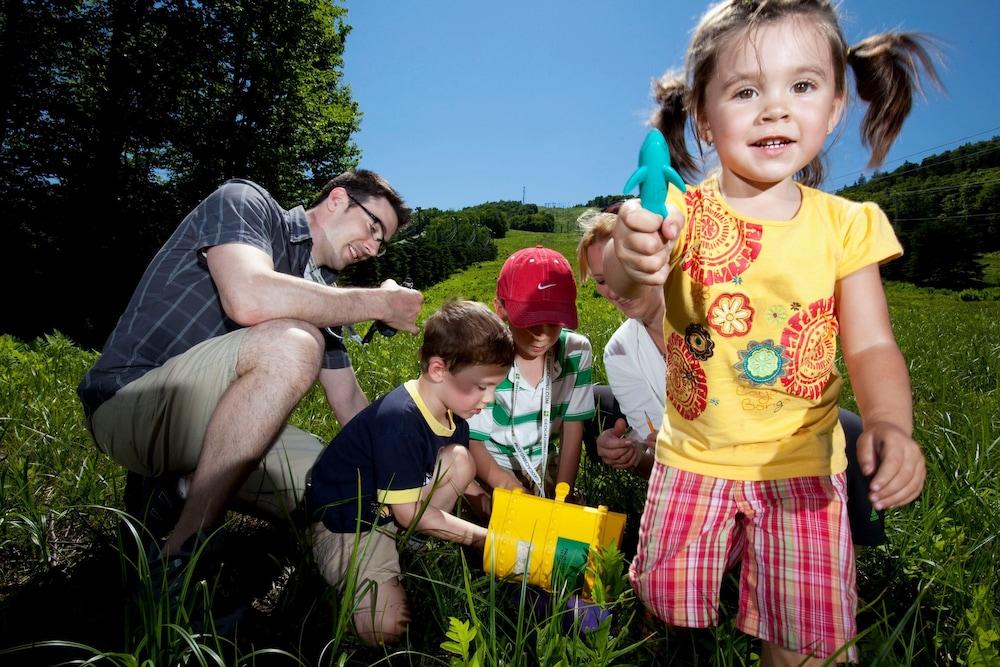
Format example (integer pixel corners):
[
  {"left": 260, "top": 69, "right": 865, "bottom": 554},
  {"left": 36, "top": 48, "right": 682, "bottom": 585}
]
[
  {"left": 583, "top": 194, "right": 626, "bottom": 209},
  {"left": 509, "top": 211, "right": 555, "bottom": 233},
  {"left": 0, "top": 0, "right": 360, "bottom": 345},
  {"left": 903, "top": 219, "right": 983, "bottom": 289}
]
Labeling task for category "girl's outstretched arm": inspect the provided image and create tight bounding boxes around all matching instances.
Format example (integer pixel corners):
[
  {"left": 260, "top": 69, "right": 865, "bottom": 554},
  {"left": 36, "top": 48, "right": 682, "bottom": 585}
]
[
  {"left": 837, "top": 264, "right": 926, "bottom": 509},
  {"left": 603, "top": 199, "right": 682, "bottom": 299}
]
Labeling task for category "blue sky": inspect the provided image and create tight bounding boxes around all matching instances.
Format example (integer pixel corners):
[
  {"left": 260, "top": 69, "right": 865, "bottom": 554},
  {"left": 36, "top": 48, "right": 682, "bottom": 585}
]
[{"left": 342, "top": 1, "right": 1000, "bottom": 210}]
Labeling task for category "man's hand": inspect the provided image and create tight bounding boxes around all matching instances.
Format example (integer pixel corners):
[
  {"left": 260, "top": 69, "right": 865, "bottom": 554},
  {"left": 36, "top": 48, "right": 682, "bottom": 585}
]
[
  {"left": 379, "top": 278, "right": 422, "bottom": 334},
  {"left": 596, "top": 418, "right": 641, "bottom": 470},
  {"left": 856, "top": 422, "right": 926, "bottom": 509},
  {"left": 611, "top": 199, "right": 682, "bottom": 286}
]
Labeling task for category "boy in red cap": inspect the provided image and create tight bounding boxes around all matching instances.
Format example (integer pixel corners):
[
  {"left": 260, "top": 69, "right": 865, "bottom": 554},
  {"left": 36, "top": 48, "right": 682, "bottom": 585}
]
[{"left": 468, "top": 246, "right": 595, "bottom": 501}]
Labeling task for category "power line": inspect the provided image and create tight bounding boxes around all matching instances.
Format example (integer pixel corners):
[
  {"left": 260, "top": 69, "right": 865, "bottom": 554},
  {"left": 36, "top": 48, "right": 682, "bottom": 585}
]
[
  {"left": 891, "top": 212, "right": 1000, "bottom": 222},
  {"left": 874, "top": 177, "right": 1000, "bottom": 197},
  {"left": 828, "top": 125, "right": 1000, "bottom": 186},
  {"left": 863, "top": 147, "right": 1000, "bottom": 184}
]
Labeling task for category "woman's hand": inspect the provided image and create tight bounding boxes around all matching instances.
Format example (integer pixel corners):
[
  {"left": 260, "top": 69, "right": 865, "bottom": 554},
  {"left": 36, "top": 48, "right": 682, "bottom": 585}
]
[{"left": 596, "top": 418, "right": 642, "bottom": 469}]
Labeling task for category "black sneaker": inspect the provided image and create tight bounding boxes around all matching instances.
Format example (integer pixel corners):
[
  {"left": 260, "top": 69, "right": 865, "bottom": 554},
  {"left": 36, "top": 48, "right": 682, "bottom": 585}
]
[
  {"left": 144, "top": 530, "right": 217, "bottom": 596},
  {"left": 139, "top": 531, "right": 245, "bottom": 636},
  {"left": 124, "top": 471, "right": 186, "bottom": 541}
]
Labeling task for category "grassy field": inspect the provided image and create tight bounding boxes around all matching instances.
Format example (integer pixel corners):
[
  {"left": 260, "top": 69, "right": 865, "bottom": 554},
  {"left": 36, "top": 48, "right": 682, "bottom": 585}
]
[{"left": 1, "top": 230, "right": 998, "bottom": 665}]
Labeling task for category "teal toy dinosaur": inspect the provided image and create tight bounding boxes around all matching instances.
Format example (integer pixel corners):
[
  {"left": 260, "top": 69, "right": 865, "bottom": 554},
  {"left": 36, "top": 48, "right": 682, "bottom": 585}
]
[{"left": 623, "top": 129, "right": 686, "bottom": 216}]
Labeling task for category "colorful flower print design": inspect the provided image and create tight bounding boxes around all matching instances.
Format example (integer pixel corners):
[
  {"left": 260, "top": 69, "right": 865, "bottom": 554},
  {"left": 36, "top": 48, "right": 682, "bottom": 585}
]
[
  {"left": 780, "top": 296, "right": 839, "bottom": 400},
  {"left": 733, "top": 339, "right": 789, "bottom": 386},
  {"left": 679, "top": 188, "right": 763, "bottom": 286},
  {"left": 667, "top": 332, "right": 708, "bottom": 420},
  {"left": 684, "top": 323, "right": 715, "bottom": 360},
  {"left": 708, "top": 292, "right": 755, "bottom": 338},
  {"left": 766, "top": 305, "right": 788, "bottom": 326}
]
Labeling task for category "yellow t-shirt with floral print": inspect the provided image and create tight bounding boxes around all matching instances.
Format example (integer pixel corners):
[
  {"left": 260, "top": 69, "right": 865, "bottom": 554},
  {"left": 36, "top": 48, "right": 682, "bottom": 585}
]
[{"left": 657, "top": 177, "right": 902, "bottom": 480}]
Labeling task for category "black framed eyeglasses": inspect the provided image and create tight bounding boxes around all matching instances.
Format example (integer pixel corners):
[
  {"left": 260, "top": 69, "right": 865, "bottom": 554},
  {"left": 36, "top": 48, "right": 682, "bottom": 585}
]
[{"left": 346, "top": 193, "right": 388, "bottom": 257}]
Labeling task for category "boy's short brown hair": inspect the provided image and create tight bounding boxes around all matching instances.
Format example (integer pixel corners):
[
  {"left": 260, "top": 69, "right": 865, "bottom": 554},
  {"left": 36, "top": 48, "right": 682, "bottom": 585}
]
[{"left": 420, "top": 300, "right": 515, "bottom": 373}]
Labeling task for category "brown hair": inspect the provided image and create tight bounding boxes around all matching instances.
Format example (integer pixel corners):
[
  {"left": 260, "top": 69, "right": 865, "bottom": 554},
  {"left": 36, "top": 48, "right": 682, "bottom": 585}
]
[
  {"left": 575, "top": 209, "right": 618, "bottom": 283},
  {"left": 419, "top": 300, "right": 515, "bottom": 373},
  {"left": 651, "top": 0, "right": 942, "bottom": 187},
  {"left": 311, "top": 169, "right": 413, "bottom": 230}
]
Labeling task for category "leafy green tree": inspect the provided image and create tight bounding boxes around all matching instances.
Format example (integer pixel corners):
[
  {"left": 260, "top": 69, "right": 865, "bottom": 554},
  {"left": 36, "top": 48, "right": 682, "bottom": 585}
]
[
  {"left": 341, "top": 210, "right": 497, "bottom": 290},
  {"left": 0, "top": 0, "right": 360, "bottom": 345},
  {"left": 509, "top": 211, "right": 555, "bottom": 233},
  {"left": 837, "top": 136, "right": 1000, "bottom": 289},
  {"left": 903, "top": 219, "right": 983, "bottom": 288},
  {"left": 583, "top": 194, "right": 626, "bottom": 209},
  {"left": 460, "top": 205, "right": 507, "bottom": 238}
]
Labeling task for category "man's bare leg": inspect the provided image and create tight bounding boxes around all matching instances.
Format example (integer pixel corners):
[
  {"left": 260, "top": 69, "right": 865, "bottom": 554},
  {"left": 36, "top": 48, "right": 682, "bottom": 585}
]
[{"left": 164, "top": 319, "right": 323, "bottom": 554}]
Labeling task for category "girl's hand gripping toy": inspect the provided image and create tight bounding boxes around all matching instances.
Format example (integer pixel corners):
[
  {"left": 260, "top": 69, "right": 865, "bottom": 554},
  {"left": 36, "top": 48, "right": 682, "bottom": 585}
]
[{"left": 623, "top": 129, "right": 686, "bottom": 215}]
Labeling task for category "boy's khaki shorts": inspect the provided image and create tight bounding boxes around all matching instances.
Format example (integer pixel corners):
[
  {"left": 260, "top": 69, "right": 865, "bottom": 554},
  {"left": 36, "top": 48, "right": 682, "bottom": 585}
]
[
  {"left": 87, "top": 328, "right": 324, "bottom": 517},
  {"left": 310, "top": 523, "right": 401, "bottom": 591}
]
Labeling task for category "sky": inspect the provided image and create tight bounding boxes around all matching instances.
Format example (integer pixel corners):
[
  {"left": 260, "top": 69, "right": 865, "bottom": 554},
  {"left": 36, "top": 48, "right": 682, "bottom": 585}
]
[{"left": 342, "top": 1, "right": 1000, "bottom": 211}]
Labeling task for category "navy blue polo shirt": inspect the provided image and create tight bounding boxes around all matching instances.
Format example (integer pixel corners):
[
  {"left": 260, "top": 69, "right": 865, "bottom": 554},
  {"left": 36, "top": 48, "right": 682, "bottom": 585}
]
[
  {"left": 308, "top": 380, "right": 470, "bottom": 533},
  {"left": 78, "top": 179, "right": 349, "bottom": 417}
]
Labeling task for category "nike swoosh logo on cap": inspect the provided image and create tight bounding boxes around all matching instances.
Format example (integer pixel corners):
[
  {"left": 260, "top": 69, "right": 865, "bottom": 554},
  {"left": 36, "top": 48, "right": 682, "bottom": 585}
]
[{"left": 537, "top": 283, "right": 556, "bottom": 290}]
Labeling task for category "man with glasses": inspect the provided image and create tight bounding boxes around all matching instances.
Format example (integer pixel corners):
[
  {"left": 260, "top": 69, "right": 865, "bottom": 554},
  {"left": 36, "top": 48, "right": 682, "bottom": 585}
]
[{"left": 78, "top": 170, "right": 422, "bottom": 561}]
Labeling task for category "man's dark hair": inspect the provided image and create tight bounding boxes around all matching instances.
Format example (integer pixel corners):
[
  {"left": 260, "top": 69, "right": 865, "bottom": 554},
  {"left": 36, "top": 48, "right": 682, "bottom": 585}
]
[
  {"left": 420, "top": 300, "right": 515, "bottom": 374},
  {"left": 311, "top": 169, "right": 412, "bottom": 231}
]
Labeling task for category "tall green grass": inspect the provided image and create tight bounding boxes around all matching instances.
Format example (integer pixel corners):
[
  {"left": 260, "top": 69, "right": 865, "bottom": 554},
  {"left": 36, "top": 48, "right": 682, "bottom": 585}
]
[{"left": 1, "top": 230, "right": 998, "bottom": 664}]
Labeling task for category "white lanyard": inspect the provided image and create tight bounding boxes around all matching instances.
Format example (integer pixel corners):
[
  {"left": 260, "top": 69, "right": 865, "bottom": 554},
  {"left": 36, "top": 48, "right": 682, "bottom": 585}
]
[{"left": 509, "top": 353, "right": 553, "bottom": 496}]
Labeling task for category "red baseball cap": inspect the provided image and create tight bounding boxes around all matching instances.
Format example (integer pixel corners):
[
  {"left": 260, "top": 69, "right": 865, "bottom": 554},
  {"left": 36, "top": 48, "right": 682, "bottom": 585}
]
[{"left": 497, "top": 245, "right": 578, "bottom": 329}]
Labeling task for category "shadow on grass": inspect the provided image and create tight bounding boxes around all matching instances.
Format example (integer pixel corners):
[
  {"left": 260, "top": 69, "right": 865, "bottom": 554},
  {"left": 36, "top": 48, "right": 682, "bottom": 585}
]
[
  {"left": 0, "top": 539, "right": 127, "bottom": 657},
  {"left": 0, "top": 513, "right": 338, "bottom": 665}
]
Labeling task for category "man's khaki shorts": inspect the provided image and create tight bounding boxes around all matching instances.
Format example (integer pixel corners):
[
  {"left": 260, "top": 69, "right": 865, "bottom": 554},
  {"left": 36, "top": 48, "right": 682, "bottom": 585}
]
[
  {"left": 87, "top": 329, "right": 324, "bottom": 517},
  {"left": 311, "top": 523, "right": 402, "bottom": 592}
]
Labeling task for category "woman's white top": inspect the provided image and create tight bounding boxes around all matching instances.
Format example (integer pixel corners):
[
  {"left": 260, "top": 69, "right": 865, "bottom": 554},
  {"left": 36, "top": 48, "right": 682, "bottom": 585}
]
[{"left": 603, "top": 317, "right": 665, "bottom": 441}]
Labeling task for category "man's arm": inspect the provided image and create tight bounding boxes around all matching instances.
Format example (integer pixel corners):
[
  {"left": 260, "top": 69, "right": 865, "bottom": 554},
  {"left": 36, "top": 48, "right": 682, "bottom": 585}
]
[
  {"left": 205, "top": 243, "right": 421, "bottom": 332},
  {"left": 319, "top": 367, "right": 369, "bottom": 426}
]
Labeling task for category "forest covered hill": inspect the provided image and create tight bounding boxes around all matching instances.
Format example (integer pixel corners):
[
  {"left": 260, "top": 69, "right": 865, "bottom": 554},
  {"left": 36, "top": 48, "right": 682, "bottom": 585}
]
[{"left": 834, "top": 135, "right": 1000, "bottom": 288}]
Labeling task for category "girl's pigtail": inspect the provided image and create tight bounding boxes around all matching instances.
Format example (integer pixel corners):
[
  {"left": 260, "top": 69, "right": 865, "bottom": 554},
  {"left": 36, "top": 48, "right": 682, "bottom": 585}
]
[
  {"left": 848, "top": 33, "right": 943, "bottom": 167},
  {"left": 650, "top": 71, "right": 698, "bottom": 183}
]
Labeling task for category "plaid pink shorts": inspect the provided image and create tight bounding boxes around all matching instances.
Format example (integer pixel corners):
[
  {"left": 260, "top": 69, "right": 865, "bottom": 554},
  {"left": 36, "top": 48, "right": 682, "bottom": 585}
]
[{"left": 629, "top": 464, "right": 857, "bottom": 661}]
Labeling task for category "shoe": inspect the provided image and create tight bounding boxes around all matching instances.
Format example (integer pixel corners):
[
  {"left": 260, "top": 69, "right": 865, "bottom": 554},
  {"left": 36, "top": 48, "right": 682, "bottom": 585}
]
[
  {"left": 138, "top": 531, "right": 245, "bottom": 636},
  {"left": 144, "top": 530, "right": 218, "bottom": 597},
  {"left": 124, "top": 471, "right": 186, "bottom": 541}
]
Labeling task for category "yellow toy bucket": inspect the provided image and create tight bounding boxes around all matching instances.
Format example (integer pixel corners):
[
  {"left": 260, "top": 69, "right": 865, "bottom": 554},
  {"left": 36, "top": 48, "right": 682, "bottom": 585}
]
[{"left": 484, "top": 482, "right": 626, "bottom": 595}]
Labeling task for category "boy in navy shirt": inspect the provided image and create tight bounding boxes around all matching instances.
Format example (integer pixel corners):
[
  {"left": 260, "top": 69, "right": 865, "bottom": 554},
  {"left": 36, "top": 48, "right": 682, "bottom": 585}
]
[{"left": 307, "top": 300, "right": 514, "bottom": 645}]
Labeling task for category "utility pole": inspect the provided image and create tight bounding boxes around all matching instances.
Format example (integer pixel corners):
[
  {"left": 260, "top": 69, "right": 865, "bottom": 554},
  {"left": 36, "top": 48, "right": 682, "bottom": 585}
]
[{"left": 522, "top": 185, "right": 526, "bottom": 204}]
